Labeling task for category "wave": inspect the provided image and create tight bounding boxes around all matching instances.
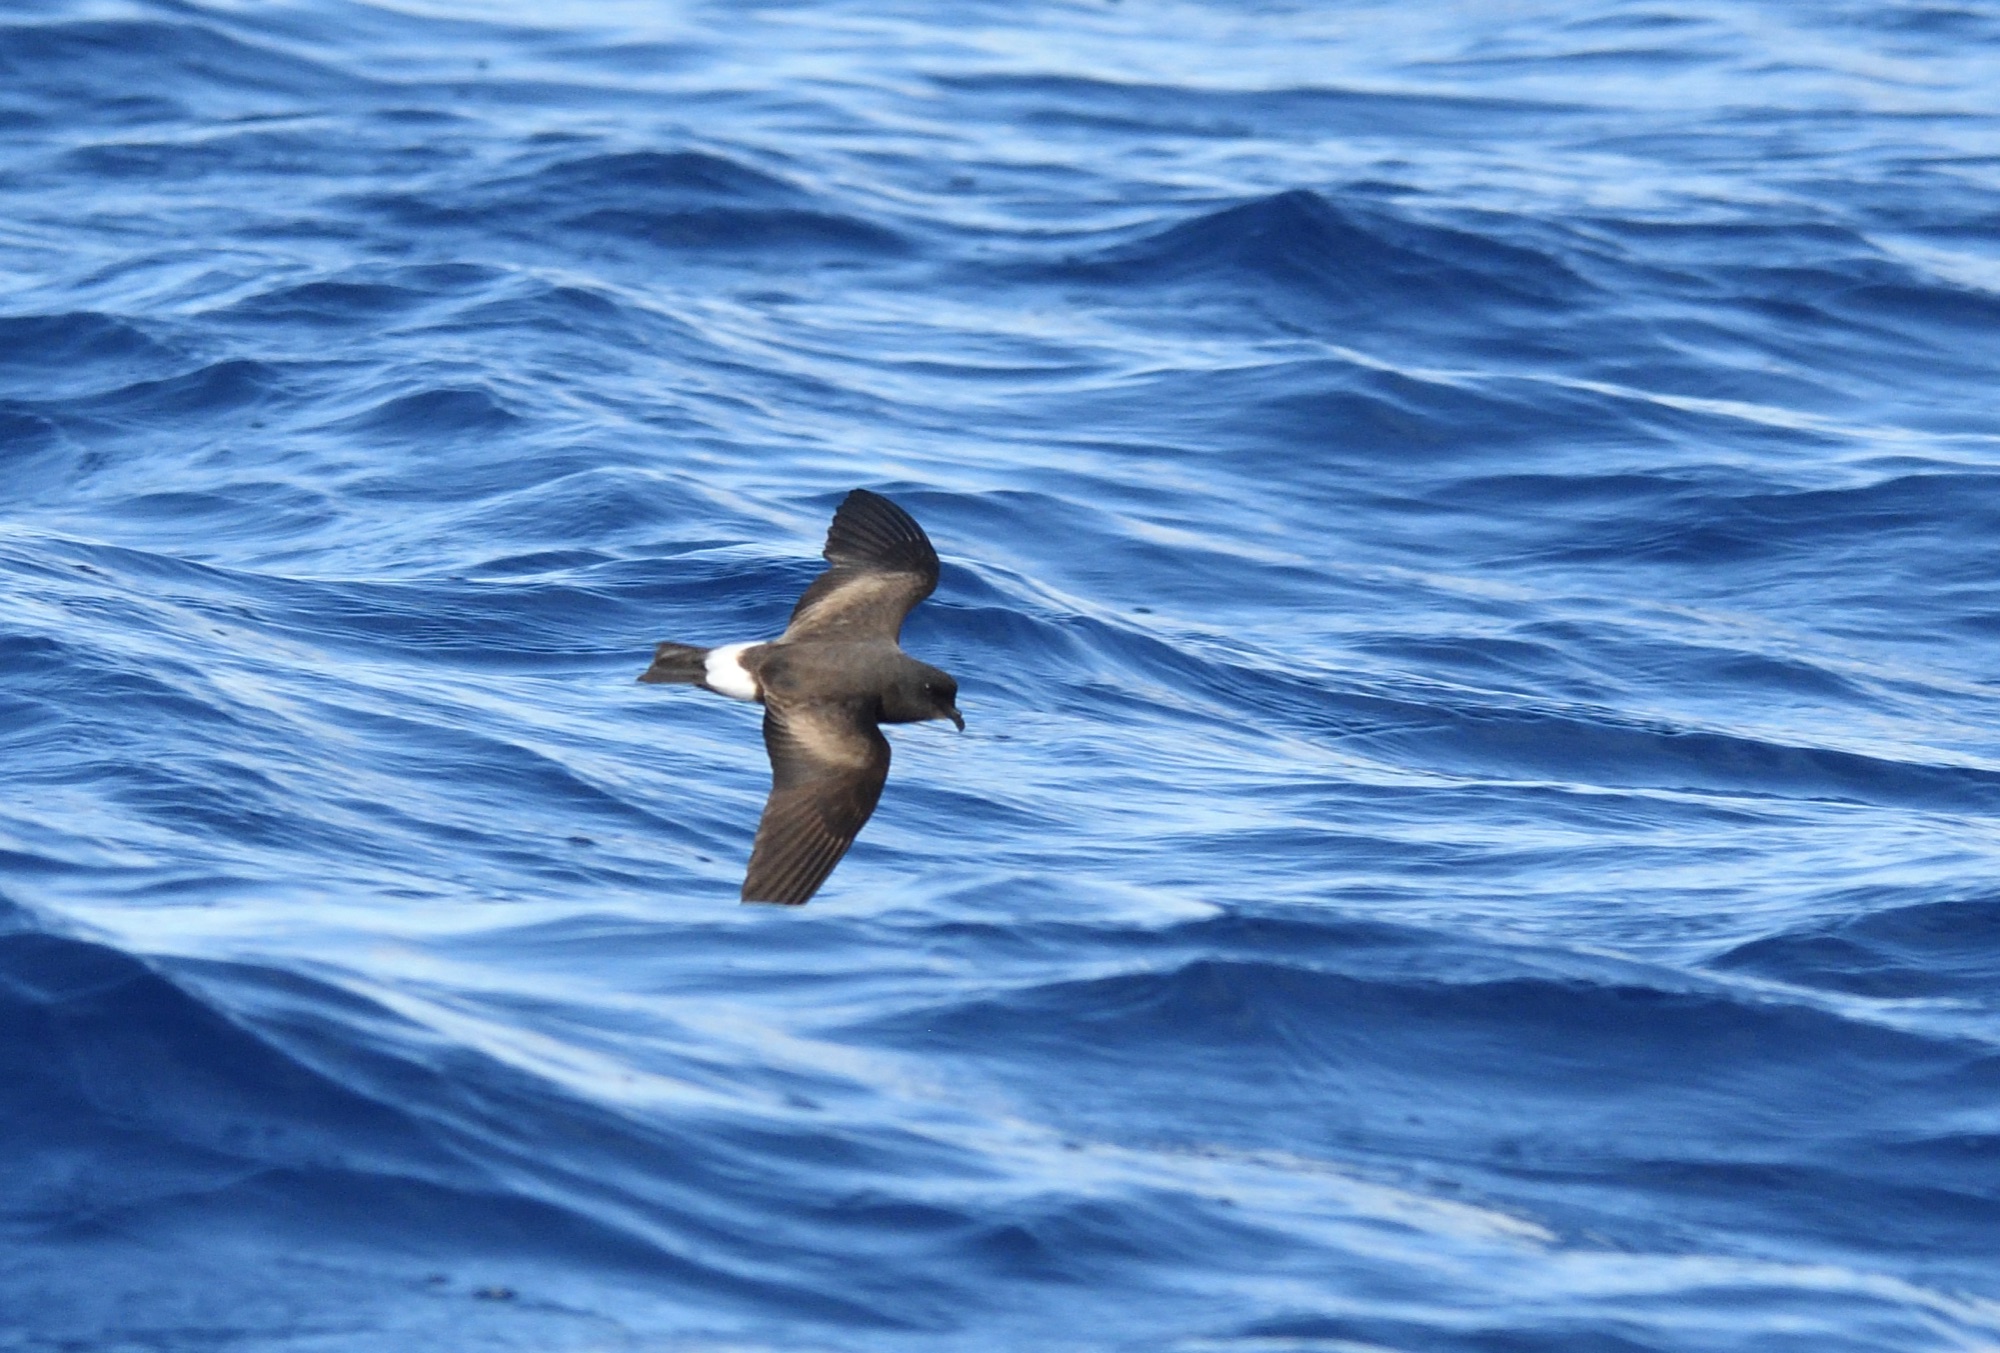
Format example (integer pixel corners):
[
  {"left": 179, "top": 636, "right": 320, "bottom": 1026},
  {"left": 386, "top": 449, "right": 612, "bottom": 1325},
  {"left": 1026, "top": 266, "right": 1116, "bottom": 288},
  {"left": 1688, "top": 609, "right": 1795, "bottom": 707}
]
[
  {"left": 342, "top": 146, "right": 909, "bottom": 260},
  {"left": 0, "top": 17, "right": 369, "bottom": 110},
  {"left": 0, "top": 913, "right": 931, "bottom": 1326},
  {"left": 1714, "top": 894, "right": 2000, "bottom": 1000},
  {"left": 933, "top": 72, "right": 1588, "bottom": 138},
  {"left": 849, "top": 935, "right": 2000, "bottom": 1247},
  {"left": 0, "top": 311, "right": 174, "bottom": 376},
  {"left": 1012, "top": 189, "right": 1584, "bottom": 322},
  {"left": 6, "top": 0, "right": 2000, "bottom": 1347}
]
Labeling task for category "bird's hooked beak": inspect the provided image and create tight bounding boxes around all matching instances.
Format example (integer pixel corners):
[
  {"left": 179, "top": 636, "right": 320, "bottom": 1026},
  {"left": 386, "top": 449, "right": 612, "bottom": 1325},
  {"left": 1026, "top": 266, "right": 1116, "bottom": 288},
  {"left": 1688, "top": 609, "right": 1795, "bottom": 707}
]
[{"left": 945, "top": 705, "right": 964, "bottom": 732}]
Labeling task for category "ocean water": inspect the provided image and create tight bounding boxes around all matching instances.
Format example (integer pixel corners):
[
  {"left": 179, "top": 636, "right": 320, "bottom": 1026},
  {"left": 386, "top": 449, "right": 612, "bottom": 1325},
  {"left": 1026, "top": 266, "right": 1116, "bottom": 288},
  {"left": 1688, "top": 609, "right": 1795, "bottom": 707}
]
[{"left": 4, "top": 0, "right": 2000, "bottom": 1348}]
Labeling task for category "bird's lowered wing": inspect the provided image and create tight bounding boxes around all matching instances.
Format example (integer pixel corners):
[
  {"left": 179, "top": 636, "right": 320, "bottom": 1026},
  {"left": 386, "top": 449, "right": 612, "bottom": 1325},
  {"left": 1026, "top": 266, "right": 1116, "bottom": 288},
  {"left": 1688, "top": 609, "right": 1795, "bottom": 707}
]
[
  {"left": 783, "top": 489, "right": 939, "bottom": 642},
  {"left": 742, "top": 698, "right": 890, "bottom": 904}
]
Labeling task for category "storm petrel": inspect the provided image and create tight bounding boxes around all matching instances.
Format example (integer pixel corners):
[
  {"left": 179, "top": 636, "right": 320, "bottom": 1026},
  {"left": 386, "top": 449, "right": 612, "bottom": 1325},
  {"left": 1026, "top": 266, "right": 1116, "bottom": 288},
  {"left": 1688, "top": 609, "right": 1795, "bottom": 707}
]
[{"left": 639, "top": 489, "right": 963, "bottom": 904}]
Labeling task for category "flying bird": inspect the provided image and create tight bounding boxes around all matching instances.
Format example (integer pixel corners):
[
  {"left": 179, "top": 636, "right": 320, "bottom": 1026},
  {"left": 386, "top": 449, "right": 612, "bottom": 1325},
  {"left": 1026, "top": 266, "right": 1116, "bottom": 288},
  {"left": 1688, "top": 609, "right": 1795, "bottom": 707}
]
[{"left": 640, "top": 489, "right": 963, "bottom": 904}]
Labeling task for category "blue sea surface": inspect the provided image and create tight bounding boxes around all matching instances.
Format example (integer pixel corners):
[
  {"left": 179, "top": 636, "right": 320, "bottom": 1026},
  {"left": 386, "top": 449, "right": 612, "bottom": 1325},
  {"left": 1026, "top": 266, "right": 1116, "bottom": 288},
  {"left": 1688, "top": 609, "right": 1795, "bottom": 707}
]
[{"left": 5, "top": 1, "right": 2000, "bottom": 1348}]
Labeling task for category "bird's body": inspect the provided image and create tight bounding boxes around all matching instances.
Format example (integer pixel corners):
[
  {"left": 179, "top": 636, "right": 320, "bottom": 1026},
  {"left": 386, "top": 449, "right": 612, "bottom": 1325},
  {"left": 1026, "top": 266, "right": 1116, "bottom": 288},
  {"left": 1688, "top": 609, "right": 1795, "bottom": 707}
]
[{"left": 639, "top": 489, "right": 962, "bottom": 904}]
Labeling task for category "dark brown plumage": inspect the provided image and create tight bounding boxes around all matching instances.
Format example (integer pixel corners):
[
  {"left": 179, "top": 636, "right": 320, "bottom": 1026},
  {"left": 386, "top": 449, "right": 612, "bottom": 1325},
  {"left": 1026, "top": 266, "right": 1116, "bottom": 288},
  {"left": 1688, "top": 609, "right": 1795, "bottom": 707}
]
[{"left": 639, "top": 489, "right": 963, "bottom": 904}]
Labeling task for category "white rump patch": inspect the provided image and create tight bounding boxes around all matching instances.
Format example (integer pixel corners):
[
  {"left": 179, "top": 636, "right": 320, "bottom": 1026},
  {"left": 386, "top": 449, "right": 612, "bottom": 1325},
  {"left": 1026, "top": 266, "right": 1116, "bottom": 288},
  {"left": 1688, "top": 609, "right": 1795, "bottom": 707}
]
[{"left": 703, "top": 642, "right": 761, "bottom": 701}]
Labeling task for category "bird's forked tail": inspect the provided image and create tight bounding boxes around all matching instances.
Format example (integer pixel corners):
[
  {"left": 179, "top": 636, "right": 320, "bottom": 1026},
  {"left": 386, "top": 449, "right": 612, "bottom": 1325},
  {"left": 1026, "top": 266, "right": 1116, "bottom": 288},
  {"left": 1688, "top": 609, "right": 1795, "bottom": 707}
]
[{"left": 639, "top": 642, "right": 709, "bottom": 684}]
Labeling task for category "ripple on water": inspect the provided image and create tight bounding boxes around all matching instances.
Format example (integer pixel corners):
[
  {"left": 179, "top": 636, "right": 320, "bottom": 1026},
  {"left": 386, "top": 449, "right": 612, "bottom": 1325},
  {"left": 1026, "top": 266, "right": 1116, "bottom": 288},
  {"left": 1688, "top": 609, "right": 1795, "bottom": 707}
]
[{"left": 2, "top": 0, "right": 1999, "bottom": 1350}]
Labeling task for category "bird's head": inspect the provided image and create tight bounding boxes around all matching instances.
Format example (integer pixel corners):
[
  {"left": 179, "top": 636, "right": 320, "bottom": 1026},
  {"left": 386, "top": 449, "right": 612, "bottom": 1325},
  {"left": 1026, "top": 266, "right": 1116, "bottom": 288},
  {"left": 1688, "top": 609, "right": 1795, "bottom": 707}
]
[{"left": 888, "top": 663, "right": 963, "bottom": 730}]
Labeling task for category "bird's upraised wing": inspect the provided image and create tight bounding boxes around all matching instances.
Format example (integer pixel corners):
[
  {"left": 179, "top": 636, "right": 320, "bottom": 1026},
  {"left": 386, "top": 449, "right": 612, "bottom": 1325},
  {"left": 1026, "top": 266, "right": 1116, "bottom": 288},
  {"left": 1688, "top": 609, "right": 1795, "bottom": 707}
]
[
  {"left": 742, "top": 698, "right": 890, "bottom": 904},
  {"left": 782, "top": 489, "right": 939, "bottom": 642}
]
